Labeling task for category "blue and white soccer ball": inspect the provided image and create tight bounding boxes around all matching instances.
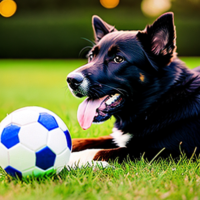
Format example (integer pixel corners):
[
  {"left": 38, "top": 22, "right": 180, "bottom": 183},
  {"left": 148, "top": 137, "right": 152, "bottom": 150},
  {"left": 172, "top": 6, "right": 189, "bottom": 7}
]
[{"left": 0, "top": 106, "right": 72, "bottom": 178}]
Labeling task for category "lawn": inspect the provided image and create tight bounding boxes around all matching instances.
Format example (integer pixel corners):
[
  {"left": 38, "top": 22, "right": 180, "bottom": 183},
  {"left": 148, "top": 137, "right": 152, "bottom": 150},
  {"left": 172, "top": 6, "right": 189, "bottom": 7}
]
[{"left": 0, "top": 58, "right": 200, "bottom": 200}]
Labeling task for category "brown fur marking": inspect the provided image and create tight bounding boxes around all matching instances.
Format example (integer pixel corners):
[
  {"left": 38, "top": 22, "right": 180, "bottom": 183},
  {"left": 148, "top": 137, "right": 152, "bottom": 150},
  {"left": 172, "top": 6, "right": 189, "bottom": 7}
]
[
  {"left": 139, "top": 73, "right": 145, "bottom": 82},
  {"left": 72, "top": 135, "right": 117, "bottom": 152},
  {"left": 93, "top": 147, "right": 128, "bottom": 162}
]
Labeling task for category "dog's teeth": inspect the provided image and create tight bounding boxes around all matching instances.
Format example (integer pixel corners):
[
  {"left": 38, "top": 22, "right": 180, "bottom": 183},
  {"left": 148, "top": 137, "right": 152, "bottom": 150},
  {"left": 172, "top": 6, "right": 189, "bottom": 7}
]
[
  {"left": 106, "top": 98, "right": 113, "bottom": 105},
  {"left": 105, "top": 94, "right": 121, "bottom": 106}
]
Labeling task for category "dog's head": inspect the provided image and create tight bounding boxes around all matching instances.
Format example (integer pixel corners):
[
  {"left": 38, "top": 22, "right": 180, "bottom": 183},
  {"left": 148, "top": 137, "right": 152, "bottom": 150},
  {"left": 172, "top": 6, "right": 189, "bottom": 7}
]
[{"left": 67, "top": 12, "right": 177, "bottom": 130}]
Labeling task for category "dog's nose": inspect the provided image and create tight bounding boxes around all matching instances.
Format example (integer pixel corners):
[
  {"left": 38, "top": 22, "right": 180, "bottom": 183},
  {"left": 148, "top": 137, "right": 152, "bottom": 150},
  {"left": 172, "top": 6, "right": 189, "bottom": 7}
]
[{"left": 67, "top": 73, "right": 84, "bottom": 89}]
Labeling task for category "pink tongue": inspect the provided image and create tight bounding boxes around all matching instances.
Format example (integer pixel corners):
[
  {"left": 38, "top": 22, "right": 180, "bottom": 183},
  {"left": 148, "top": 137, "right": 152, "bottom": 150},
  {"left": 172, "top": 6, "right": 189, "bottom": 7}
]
[{"left": 77, "top": 97, "right": 107, "bottom": 130}]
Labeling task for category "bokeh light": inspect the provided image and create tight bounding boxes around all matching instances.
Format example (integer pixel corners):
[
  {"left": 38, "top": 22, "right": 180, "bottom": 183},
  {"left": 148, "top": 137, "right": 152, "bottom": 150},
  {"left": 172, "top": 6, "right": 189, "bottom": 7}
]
[
  {"left": 0, "top": 0, "right": 17, "bottom": 18},
  {"left": 100, "top": 0, "right": 120, "bottom": 9},
  {"left": 141, "top": 0, "right": 171, "bottom": 17}
]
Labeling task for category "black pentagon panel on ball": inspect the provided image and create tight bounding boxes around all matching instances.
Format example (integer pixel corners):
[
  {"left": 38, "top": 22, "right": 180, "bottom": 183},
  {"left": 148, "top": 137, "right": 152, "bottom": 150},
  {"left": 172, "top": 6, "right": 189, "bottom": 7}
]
[
  {"left": 38, "top": 113, "right": 59, "bottom": 131},
  {"left": 1, "top": 124, "right": 20, "bottom": 149},
  {"left": 36, "top": 146, "right": 56, "bottom": 170},
  {"left": 64, "top": 130, "right": 72, "bottom": 151},
  {"left": 4, "top": 166, "right": 22, "bottom": 178}
]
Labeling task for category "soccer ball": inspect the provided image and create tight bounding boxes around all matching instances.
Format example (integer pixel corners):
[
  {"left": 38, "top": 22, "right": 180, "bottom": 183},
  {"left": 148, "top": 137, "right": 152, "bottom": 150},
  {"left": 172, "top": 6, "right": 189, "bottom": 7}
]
[{"left": 0, "top": 106, "right": 72, "bottom": 178}]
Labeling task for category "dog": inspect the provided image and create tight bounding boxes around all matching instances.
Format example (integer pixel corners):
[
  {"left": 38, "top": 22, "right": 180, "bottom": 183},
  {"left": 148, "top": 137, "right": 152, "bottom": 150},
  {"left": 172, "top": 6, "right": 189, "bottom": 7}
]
[{"left": 67, "top": 12, "right": 200, "bottom": 168}]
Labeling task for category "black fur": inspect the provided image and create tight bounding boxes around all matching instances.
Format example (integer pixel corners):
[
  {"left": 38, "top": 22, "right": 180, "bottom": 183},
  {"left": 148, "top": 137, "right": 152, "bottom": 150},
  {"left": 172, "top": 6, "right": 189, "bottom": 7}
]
[{"left": 68, "top": 12, "right": 200, "bottom": 160}]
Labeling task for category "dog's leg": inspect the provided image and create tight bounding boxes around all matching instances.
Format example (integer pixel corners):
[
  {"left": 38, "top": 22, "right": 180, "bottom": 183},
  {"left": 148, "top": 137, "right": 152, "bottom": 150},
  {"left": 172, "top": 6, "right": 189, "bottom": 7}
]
[
  {"left": 68, "top": 129, "right": 132, "bottom": 169},
  {"left": 67, "top": 149, "right": 110, "bottom": 169},
  {"left": 93, "top": 147, "right": 129, "bottom": 163},
  {"left": 67, "top": 147, "right": 128, "bottom": 170},
  {"left": 72, "top": 135, "right": 118, "bottom": 152}
]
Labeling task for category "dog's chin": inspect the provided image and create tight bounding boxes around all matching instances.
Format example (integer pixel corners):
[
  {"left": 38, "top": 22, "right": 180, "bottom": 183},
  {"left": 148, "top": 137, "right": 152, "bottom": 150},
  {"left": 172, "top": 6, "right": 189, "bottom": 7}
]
[
  {"left": 71, "top": 90, "right": 85, "bottom": 98},
  {"left": 93, "top": 111, "right": 112, "bottom": 124}
]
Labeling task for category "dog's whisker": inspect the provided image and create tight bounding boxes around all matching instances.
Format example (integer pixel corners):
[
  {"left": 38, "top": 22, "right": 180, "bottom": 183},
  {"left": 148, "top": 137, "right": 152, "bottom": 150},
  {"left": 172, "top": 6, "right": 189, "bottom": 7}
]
[
  {"left": 79, "top": 46, "right": 93, "bottom": 57},
  {"left": 81, "top": 37, "right": 95, "bottom": 46},
  {"left": 89, "top": 88, "right": 104, "bottom": 99},
  {"left": 93, "top": 81, "right": 128, "bottom": 97}
]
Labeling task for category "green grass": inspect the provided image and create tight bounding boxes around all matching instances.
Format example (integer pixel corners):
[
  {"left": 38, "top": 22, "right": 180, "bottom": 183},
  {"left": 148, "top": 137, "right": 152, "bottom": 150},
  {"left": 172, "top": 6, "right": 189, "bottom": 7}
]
[{"left": 0, "top": 58, "right": 200, "bottom": 200}]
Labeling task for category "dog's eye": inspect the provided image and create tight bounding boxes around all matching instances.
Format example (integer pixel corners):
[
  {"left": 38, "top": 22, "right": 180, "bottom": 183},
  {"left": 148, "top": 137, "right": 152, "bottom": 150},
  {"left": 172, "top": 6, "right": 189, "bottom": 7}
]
[
  {"left": 113, "top": 56, "right": 124, "bottom": 63},
  {"left": 88, "top": 54, "right": 94, "bottom": 62}
]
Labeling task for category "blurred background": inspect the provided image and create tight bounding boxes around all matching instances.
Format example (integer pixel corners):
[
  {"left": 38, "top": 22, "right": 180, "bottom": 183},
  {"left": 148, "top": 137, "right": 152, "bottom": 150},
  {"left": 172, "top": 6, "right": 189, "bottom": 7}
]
[{"left": 0, "top": 0, "right": 200, "bottom": 59}]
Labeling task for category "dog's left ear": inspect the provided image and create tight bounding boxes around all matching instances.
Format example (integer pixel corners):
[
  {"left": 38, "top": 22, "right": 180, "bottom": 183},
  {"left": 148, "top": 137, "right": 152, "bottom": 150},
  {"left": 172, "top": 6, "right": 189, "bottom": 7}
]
[
  {"left": 137, "top": 12, "right": 176, "bottom": 68},
  {"left": 92, "top": 15, "right": 117, "bottom": 43}
]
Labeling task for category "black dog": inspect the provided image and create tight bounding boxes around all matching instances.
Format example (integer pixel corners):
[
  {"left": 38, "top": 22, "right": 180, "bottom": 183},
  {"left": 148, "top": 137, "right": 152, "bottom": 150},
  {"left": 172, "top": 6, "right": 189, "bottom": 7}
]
[{"left": 67, "top": 12, "right": 200, "bottom": 166}]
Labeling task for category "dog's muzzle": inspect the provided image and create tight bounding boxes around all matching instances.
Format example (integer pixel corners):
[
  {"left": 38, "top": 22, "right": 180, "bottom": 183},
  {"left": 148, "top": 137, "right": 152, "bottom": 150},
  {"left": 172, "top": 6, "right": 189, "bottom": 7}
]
[{"left": 67, "top": 72, "right": 89, "bottom": 97}]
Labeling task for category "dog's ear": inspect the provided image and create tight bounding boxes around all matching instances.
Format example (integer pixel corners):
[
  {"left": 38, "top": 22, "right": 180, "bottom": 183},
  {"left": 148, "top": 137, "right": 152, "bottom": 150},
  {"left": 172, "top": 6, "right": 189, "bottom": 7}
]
[
  {"left": 137, "top": 12, "right": 176, "bottom": 68},
  {"left": 92, "top": 15, "right": 117, "bottom": 43}
]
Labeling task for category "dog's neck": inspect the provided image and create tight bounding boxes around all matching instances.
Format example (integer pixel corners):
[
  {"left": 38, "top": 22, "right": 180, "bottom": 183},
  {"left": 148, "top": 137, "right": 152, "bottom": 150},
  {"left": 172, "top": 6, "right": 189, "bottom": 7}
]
[{"left": 114, "top": 58, "right": 200, "bottom": 135}]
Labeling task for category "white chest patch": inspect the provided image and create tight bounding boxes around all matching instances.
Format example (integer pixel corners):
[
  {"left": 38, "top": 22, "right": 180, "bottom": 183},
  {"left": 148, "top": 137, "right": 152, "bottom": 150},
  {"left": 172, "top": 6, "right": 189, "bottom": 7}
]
[{"left": 111, "top": 128, "right": 132, "bottom": 147}]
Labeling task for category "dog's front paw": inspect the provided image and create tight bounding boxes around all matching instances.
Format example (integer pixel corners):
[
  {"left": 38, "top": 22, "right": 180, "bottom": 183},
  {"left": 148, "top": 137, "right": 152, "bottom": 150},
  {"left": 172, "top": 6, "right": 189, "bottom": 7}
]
[{"left": 66, "top": 149, "right": 112, "bottom": 170}]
